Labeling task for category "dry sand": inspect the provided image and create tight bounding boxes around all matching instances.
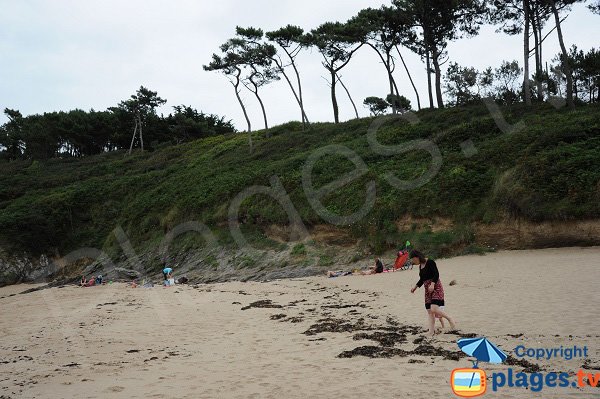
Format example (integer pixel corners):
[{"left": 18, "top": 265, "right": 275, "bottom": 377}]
[{"left": 1, "top": 247, "right": 599, "bottom": 398}]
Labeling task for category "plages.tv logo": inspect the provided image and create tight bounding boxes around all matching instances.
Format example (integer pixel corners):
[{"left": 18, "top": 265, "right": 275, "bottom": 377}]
[{"left": 451, "top": 337, "right": 507, "bottom": 398}]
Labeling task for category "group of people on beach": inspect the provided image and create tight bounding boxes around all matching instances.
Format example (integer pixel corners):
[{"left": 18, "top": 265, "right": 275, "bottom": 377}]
[
  {"left": 326, "top": 257, "right": 385, "bottom": 277},
  {"left": 79, "top": 263, "right": 188, "bottom": 288},
  {"left": 79, "top": 275, "right": 103, "bottom": 287},
  {"left": 79, "top": 251, "right": 452, "bottom": 336}
]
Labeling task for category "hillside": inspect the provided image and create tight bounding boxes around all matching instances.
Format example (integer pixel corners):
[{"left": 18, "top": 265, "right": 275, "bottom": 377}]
[{"left": 1, "top": 103, "right": 599, "bottom": 285}]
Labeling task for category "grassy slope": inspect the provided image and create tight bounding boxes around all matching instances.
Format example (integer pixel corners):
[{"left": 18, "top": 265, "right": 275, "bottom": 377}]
[{"left": 0, "top": 103, "right": 599, "bottom": 264}]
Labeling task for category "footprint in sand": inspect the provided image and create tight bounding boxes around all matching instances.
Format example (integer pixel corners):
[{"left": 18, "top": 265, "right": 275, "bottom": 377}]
[{"left": 107, "top": 386, "right": 125, "bottom": 392}]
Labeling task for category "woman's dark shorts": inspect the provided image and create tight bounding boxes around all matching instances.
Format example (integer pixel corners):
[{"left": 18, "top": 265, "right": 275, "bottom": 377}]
[{"left": 425, "top": 299, "right": 445, "bottom": 309}]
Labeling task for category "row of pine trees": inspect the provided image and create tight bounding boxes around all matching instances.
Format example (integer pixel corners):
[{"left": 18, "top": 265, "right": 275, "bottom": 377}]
[{"left": 205, "top": 0, "right": 599, "bottom": 135}]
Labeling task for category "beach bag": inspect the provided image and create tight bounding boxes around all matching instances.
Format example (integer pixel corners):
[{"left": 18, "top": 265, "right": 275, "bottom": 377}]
[{"left": 177, "top": 276, "right": 189, "bottom": 284}]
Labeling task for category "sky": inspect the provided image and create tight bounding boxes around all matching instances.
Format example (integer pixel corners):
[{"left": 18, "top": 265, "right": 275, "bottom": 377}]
[{"left": 0, "top": 0, "right": 599, "bottom": 129}]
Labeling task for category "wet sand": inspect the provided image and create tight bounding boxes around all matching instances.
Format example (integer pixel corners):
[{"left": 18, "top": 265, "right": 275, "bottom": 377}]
[{"left": 1, "top": 247, "right": 599, "bottom": 398}]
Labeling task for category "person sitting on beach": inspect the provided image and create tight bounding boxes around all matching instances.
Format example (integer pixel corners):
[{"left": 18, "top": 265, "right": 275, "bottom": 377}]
[
  {"left": 327, "top": 258, "right": 384, "bottom": 278},
  {"left": 80, "top": 276, "right": 96, "bottom": 287},
  {"left": 361, "top": 257, "right": 384, "bottom": 275}
]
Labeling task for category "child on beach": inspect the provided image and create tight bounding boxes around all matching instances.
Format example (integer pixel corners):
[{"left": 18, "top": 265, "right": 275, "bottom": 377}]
[
  {"left": 163, "top": 266, "right": 172, "bottom": 281},
  {"left": 163, "top": 265, "right": 174, "bottom": 286}
]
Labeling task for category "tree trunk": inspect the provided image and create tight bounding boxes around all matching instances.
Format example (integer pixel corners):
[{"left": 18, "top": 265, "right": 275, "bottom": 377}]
[
  {"left": 389, "top": 69, "right": 397, "bottom": 114},
  {"left": 431, "top": 47, "right": 444, "bottom": 108},
  {"left": 396, "top": 45, "right": 421, "bottom": 110},
  {"left": 139, "top": 116, "right": 144, "bottom": 151},
  {"left": 283, "top": 67, "right": 307, "bottom": 123},
  {"left": 337, "top": 73, "right": 359, "bottom": 119},
  {"left": 248, "top": 77, "right": 269, "bottom": 131},
  {"left": 323, "top": 44, "right": 361, "bottom": 123},
  {"left": 284, "top": 47, "right": 309, "bottom": 128},
  {"left": 255, "top": 90, "right": 269, "bottom": 130},
  {"left": 295, "top": 64, "right": 309, "bottom": 127},
  {"left": 392, "top": 77, "right": 401, "bottom": 108},
  {"left": 128, "top": 119, "right": 138, "bottom": 155},
  {"left": 550, "top": 0, "right": 574, "bottom": 108},
  {"left": 385, "top": 48, "right": 398, "bottom": 115},
  {"left": 330, "top": 68, "right": 340, "bottom": 123},
  {"left": 234, "top": 86, "right": 252, "bottom": 133},
  {"left": 232, "top": 71, "right": 252, "bottom": 151},
  {"left": 523, "top": 0, "right": 532, "bottom": 106},
  {"left": 366, "top": 43, "right": 396, "bottom": 114},
  {"left": 531, "top": 6, "right": 543, "bottom": 100},
  {"left": 534, "top": 8, "right": 544, "bottom": 100},
  {"left": 245, "top": 70, "right": 269, "bottom": 133},
  {"left": 274, "top": 57, "right": 309, "bottom": 127},
  {"left": 425, "top": 48, "right": 434, "bottom": 108},
  {"left": 386, "top": 51, "right": 397, "bottom": 114}
]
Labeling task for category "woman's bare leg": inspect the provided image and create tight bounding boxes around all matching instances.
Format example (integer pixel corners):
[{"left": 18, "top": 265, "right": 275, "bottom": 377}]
[
  {"left": 430, "top": 305, "right": 456, "bottom": 329},
  {"left": 426, "top": 309, "right": 436, "bottom": 336}
]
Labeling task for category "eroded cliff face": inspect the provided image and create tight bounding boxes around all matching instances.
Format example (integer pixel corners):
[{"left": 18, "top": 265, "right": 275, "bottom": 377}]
[
  {"left": 0, "top": 242, "right": 361, "bottom": 288},
  {"left": 392, "top": 216, "right": 600, "bottom": 250},
  {"left": 0, "top": 250, "right": 51, "bottom": 287},
  {"left": 473, "top": 219, "right": 600, "bottom": 249},
  {"left": 2, "top": 218, "right": 599, "bottom": 288}
]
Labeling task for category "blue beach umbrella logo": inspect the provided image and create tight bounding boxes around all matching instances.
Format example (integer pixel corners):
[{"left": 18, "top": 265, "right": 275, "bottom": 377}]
[
  {"left": 458, "top": 337, "right": 507, "bottom": 367},
  {"left": 450, "top": 338, "right": 507, "bottom": 397}
]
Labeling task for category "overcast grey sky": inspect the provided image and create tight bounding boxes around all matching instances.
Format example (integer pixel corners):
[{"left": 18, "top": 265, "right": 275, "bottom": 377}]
[{"left": 1, "top": 0, "right": 598, "bottom": 128}]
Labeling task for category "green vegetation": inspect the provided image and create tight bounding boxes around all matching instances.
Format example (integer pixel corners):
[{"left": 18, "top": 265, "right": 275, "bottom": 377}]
[
  {"left": 0, "top": 87, "right": 235, "bottom": 161},
  {"left": 318, "top": 254, "right": 335, "bottom": 267},
  {"left": 0, "top": 103, "right": 599, "bottom": 261},
  {"left": 291, "top": 243, "right": 307, "bottom": 257}
]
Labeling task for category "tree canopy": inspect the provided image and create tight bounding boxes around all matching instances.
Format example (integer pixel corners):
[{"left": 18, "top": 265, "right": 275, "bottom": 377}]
[{"left": 0, "top": 89, "right": 235, "bottom": 161}]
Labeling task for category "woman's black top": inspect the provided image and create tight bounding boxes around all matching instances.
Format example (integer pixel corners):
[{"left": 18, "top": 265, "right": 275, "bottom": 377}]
[{"left": 415, "top": 259, "right": 439, "bottom": 287}]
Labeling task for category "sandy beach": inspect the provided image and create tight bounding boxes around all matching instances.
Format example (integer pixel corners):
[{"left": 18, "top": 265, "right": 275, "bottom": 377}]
[{"left": 1, "top": 247, "right": 599, "bottom": 398}]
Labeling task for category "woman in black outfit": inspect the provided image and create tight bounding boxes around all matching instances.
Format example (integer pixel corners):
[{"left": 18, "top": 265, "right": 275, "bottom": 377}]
[
  {"left": 360, "top": 257, "right": 384, "bottom": 275},
  {"left": 409, "top": 250, "right": 456, "bottom": 336}
]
